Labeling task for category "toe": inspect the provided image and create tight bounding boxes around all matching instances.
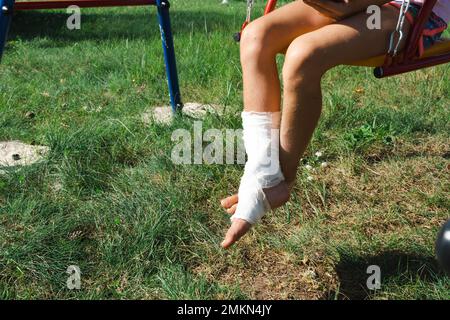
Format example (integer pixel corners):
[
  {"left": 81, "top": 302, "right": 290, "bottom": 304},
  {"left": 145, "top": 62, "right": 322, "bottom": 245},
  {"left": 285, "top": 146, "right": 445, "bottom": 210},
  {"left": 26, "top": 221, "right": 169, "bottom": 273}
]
[
  {"left": 221, "top": 194, "right": 238, "bottom": 209},
  {"left": 221, "top": 218, "right": 251, "bottom": 249},
  {"left": 226, "top": 204, "right": 238, "bottom": 215}
]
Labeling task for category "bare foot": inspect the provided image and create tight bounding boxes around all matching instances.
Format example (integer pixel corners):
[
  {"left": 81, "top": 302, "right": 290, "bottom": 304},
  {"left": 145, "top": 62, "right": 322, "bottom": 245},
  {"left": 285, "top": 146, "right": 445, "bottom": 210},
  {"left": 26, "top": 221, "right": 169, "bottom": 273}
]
[{"left": 220, "top": 181, "right": 291, "bottom": 249}]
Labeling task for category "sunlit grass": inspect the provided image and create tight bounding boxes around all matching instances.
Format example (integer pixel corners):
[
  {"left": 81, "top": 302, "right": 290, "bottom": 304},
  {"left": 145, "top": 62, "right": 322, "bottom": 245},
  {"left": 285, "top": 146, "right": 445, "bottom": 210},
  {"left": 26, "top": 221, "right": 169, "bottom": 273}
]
[{"left": 0, "top": 0, "right": 449, "bottom": 299}]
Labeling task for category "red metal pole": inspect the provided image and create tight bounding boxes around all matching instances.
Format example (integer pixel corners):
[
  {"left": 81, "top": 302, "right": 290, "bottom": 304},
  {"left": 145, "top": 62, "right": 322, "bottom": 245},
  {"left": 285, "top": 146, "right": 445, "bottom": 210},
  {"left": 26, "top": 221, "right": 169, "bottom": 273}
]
[
  {"left": 376, "top": 0, "right": 450, "bottom": 78},
  {"left": 264, "top": 0, "right": 277, "bottom": 15},
  {"left": 375, "top": 52, "right": 450, "bottom": 78},
  {"left": 403, "top": 0, "right": 437, "bottom": 59},
  {"left": 14, "top": 0, "right": 156, "bottom": 10},
  {"left": 235, "top": 0, "right": 278, "bottom": 42}
]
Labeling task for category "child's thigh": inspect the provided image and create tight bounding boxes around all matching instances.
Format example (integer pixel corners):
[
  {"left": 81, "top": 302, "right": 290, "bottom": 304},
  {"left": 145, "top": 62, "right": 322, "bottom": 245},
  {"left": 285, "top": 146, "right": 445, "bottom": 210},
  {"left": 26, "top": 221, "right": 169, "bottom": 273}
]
[
  {"left": 244, "top": 0, "right": 336, "bottom": 54},
  {"left": 285, "top": 5, "right": 411, "bottom": 70}
]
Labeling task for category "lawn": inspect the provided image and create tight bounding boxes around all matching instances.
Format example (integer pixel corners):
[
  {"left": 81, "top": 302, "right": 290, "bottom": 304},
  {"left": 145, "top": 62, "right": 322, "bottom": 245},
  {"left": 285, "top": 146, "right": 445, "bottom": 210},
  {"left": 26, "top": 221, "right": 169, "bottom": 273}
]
[{"left": 0, "top": 0, "right": 449, "bottom": 299}]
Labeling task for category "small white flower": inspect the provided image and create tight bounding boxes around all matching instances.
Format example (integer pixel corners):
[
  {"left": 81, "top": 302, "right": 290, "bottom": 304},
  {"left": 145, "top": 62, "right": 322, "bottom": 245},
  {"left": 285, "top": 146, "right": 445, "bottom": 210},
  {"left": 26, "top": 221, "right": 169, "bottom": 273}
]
[
  {"left": 305, "top": 164, "right": 313, "bottom": 171},
  {"left": 321, "top": 162, "right": 328, "bottom": 168},
  {"left": 315, "top": 151, "right": 323, "bottom": 158},
  {"left": 307, "top": 176, "right": 314, "bottom": 181}
]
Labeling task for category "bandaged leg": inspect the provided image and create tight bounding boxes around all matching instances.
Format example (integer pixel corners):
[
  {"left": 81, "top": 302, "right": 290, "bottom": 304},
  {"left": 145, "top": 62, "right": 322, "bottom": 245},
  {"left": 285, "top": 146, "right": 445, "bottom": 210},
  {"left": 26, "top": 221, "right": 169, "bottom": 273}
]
[{"left": 231, "top": 111, "right": 285, "bottom": 225}]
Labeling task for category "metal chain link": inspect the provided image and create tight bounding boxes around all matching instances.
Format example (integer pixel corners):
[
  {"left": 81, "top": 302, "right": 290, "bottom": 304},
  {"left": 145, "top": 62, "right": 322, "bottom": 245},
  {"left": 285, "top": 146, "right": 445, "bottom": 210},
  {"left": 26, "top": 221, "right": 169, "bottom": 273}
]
[
  {"left": 245, "top": 0, "right": 254, "bottom": 24},
  {"left": 388, "top": 0, "right": 411, "bottom": 56}
]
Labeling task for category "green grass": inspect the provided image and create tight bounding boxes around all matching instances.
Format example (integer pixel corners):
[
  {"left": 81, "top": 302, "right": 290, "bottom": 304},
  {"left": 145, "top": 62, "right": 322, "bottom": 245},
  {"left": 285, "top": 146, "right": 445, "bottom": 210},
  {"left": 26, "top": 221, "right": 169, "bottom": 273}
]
[{"left": 0, "top": 0, "right": 449, "bottom": 299}]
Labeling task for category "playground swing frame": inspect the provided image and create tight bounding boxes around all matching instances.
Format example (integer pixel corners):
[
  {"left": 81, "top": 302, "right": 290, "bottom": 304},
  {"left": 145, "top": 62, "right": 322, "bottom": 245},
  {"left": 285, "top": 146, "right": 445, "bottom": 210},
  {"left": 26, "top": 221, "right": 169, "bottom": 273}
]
[
  {"left": 0, "top": 0, "right": 183, "bottom": 112},
  {"left": 236, "top": 0, "right": 450, "bottom": 78}
]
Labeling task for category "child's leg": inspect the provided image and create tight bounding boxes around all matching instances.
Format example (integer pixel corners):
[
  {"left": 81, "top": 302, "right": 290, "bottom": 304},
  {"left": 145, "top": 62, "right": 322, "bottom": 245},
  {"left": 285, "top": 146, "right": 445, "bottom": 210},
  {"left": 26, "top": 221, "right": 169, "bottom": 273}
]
[
  {"left": 221, "top": 0, "right": 336, "bottom": 214},
  {"left": 280, "top": 5, "right": 411, "bottom": 185},
  {"left": 239, "top": 1, "right": 335, "bottom": 113},
  {"left": 221, "top": 5, "right": 411, "bottom": 248}
]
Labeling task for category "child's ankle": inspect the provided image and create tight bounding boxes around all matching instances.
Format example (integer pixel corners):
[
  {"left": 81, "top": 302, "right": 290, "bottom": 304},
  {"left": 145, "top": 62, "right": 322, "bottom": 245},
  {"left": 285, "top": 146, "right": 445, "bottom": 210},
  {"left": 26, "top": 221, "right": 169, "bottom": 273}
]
[{"left": 263, "top": 181, "right": 291, "bottom": 209}]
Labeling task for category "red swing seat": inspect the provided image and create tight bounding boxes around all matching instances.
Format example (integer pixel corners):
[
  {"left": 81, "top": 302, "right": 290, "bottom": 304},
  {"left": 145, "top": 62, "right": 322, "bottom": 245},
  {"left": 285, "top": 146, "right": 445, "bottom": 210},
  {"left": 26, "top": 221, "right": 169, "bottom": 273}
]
[{"left": 239, "top": 0, "right": 450, "bottom": 78}]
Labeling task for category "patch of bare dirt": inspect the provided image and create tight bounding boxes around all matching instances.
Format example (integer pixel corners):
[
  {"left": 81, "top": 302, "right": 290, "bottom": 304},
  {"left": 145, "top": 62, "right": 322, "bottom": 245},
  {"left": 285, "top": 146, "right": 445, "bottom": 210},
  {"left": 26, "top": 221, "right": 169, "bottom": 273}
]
[
  {"left": 0, "top": 141, "right": 49, "bottom": 173},
  {"left": 195, "top": 248, "right": 336, "bottom": 299},
  {"left": 142, "top": 102, "right": 225, "bottom": 125}
]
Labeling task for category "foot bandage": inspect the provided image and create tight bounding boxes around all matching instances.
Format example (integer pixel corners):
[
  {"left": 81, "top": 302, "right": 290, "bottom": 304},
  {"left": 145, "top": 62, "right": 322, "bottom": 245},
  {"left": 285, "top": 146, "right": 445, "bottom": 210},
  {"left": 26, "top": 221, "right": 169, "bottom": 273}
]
[{"left": 231, "top": 111, "right": 285, "bottom": 225}]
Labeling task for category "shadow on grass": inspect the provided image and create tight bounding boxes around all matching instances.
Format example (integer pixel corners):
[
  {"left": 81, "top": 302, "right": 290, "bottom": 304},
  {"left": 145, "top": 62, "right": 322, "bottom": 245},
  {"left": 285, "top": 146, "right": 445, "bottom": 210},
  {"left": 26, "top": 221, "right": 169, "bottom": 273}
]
[
  {"left": 330, "top": 250, "right": 442, "bottom": 300},
  {"left": 8, "top": 10, "right": 237, "bottom": 44}
]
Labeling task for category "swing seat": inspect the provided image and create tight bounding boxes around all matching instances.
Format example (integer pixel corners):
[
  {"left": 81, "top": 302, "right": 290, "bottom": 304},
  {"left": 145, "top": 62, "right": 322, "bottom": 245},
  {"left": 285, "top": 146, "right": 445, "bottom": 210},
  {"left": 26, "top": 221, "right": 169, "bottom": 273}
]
[
  {"left": 249, "top": 0, "right": 450, "bottom": 77},
  {"left": 349, "top": 38, "right": 450, "bottom": 67}
]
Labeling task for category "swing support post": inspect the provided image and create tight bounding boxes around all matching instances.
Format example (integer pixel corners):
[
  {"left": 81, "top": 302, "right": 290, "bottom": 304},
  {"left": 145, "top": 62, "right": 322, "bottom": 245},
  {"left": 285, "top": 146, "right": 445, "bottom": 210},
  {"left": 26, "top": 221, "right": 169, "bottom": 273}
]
[
  {"left": 0, "top": 0, "right": 14, "bottom": 61},
  {"left": 156, "top": 0, "right": 182, "bottom": 113}
]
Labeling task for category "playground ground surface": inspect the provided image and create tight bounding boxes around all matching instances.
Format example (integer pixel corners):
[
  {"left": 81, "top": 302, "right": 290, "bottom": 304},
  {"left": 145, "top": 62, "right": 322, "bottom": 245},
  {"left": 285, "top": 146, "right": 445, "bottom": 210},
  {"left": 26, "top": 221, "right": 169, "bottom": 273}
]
[{"left": 0, "top": 0, "right": 449, "bottom": 299}]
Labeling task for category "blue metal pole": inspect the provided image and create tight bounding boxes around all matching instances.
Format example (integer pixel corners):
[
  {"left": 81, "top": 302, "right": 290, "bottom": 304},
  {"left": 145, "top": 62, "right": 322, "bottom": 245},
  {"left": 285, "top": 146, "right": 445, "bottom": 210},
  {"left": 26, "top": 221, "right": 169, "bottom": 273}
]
[
  {"left": 155, "top": 0, "right": 182, "bottom": 113},
  {"left": 0, "top": 0, "right": 14, "bottom": 62}
]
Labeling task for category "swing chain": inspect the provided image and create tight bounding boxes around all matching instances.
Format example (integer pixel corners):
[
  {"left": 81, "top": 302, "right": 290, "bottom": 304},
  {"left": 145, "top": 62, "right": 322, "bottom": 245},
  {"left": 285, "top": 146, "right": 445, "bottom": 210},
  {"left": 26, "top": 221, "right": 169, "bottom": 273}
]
[
  {"left": 246, "top": 0, "right": 254, "bottom": 24},
  {"left": 388, "top": 0, "right": 411, "bottom": 56}
]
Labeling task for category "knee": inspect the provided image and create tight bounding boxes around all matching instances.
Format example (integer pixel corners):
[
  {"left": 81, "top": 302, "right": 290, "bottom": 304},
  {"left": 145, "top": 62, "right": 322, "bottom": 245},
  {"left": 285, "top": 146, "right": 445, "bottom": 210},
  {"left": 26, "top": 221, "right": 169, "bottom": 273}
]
[
  {"left": 240, "top": 20, "right": 276, "bottom": 66},
  {"left": 282, "top": 39, "right": 325, "bottom": 87}
]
